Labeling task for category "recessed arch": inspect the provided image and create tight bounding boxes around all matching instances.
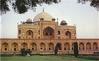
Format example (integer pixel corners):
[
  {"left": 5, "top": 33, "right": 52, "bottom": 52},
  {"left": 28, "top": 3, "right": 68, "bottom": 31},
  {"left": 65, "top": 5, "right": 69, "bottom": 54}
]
[
  {"left": 12, "top": 42, "right": 18, "bottom": 52},
  {"left": 31, "top": 43, "right": 37, "bottom": 51},
  {"left": 2, "top": 42, "right": 9, "bottom": 52},
  {"left": 64, "top": 42, "right": 70, "bottom": 50},
  {"left": 93, "top": 42, "right": 98, "bottom": 50},
  {"left": 48, "top": 43, "right": 54, "bottom": 50},
  {"left": 21, "top": 42, "right": 28, "bottom": 49},
  {"left": 40, "top": 42, "right": 46, "bottom": 51},
  {"left": 26, "top": 30, "right": 33, "bottom": 39},
  {"left": 79, "top": 42, "right": 84, "bottom": 51},
  {"left": 86, "top": 42, "right": 91, "bottom": 51}
]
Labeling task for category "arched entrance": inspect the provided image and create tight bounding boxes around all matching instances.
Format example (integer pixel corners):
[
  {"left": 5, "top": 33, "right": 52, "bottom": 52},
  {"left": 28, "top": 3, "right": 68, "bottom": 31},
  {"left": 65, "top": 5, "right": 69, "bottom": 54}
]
[
  {"left": 54, "top": 43, "right": 62, "bottom": 54},
  {"left": 55, "top": 43, "right": 62, "bottom": 50}
]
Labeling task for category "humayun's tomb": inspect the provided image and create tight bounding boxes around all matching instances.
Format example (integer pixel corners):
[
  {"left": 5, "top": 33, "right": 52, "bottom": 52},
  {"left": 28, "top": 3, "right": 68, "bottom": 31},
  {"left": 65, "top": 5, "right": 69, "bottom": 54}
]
[{"left": 0, "top": 11, "right": 99, "bottom": 55}]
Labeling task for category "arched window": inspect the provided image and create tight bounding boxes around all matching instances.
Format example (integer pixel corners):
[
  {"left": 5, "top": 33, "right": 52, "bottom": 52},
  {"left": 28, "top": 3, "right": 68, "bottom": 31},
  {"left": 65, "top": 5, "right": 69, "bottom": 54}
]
[
  {"left": 26, "top": 30, "right": 33, "bottom": 39},
  {"left": 58, "top": 31, "right": 60, "bottom": 35},
  {"left": 65, "top": 31, "right": 71, "bottom": 39}
]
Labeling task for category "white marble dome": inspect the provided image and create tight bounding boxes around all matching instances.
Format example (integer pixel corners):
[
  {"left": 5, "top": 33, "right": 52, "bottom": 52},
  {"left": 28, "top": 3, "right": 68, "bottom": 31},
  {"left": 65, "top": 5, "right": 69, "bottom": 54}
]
[{"left": 33, "top": 12, "right": 53, "bottom": 22}]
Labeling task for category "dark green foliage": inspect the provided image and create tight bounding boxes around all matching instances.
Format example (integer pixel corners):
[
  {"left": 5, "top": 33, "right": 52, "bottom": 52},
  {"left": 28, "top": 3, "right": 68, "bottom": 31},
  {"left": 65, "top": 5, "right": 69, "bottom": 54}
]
[
  {"left": 0, "top": 0, "right": 60, "bottom": 14},
  {"left": 20, "top": 48, "right": 26, "bottom": 56},
  {"left": 15, "top": 0, "right": 27, "bottom": 14},
  {"left": 26, "top": 49, "right": 32, "bottom": 55},
  {"left": 1, "top": 0, "right": 98, "bottom": 14},
  {"left": 73, "top": 42, "right": 79, "bottom": 57},
  {"left": 78, "top": 0, "right": 99, "bottom": 10},
  {"left": 0, "top": 0, "right": 10, "bottom": 14},
  {"left": 90, "top": 0, "right": 99, "bottom": 7}
]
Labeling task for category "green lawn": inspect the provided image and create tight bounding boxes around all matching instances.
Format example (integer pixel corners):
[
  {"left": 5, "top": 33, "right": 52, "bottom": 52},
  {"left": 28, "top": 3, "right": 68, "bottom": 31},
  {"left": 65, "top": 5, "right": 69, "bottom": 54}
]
[{"left": 1, "top": 55, "right": 98, "bottom": 61}]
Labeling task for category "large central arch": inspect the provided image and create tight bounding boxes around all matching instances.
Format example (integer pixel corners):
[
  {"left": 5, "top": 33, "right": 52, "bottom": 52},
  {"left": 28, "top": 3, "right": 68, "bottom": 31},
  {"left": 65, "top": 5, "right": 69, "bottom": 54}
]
[{"left": 43, "top": 27, "right": 54, "bottom": 39}]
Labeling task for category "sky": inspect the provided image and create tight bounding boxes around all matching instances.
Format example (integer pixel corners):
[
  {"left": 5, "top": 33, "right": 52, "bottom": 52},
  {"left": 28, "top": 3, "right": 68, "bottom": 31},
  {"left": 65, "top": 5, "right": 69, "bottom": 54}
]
[{"left": 0, "top": 0, "right": 99, "bottom": 38}]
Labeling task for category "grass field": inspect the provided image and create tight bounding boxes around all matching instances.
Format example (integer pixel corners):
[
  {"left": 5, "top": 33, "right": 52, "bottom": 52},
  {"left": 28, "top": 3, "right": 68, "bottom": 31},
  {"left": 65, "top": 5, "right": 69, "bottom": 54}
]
[{"left": 1, "top": 55, "right": 99, "bottom": 61}]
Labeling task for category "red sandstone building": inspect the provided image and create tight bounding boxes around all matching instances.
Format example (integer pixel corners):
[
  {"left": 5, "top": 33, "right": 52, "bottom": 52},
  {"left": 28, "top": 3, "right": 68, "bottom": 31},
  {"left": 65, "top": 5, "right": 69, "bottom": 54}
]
[{"left": 0, "top": 11, "right": 99, "bottom": 55}]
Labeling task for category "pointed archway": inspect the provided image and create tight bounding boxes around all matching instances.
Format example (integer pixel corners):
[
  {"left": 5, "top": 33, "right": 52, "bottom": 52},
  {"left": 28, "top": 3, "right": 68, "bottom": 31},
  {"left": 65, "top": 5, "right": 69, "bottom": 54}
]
[{"left": 43, "top": 27, "right": 54, "bottom": 39}]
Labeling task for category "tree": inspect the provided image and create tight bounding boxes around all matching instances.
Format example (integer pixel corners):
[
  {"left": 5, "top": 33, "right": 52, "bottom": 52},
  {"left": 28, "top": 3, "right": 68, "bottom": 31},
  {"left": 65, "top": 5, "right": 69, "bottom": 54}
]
[
  {"left": 20, "top": 48, "right": 26, "bottom": 56},
  {"left": 0, "top": 0, "right": 61, "bottom": 14},
  {"left": 1, "top": 0, "right": 98, "bottom": 14},
  {"left": 73, "top": 42, "right": 79, "bottom": 57},
  {"left": 20, "top": 48, "right": 31, "bottom": 56},
  {"left": 26, "top": 49, "right": 32, "bottom": 55},
  {"left": 78, "top": 0, "right": 99, "bottom": 10}
]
